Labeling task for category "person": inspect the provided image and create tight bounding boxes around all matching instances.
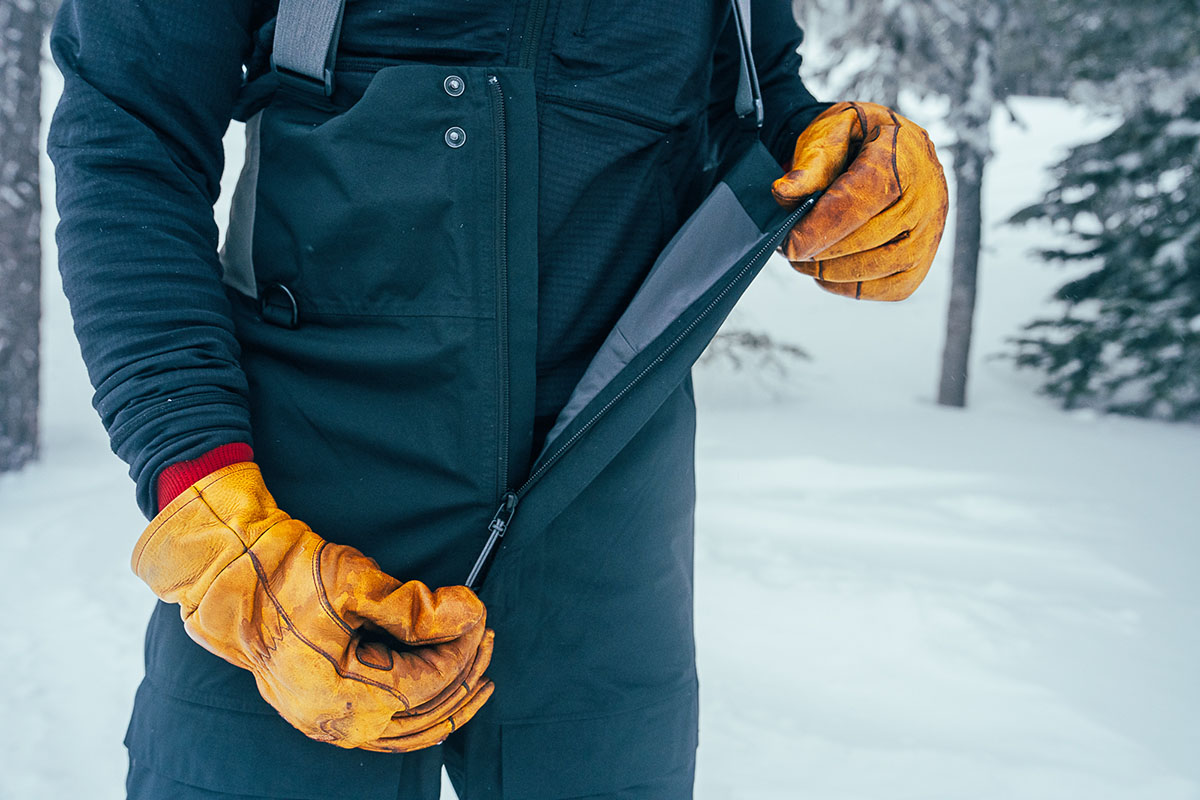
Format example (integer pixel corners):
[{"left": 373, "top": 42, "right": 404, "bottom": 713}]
[{"left": 48, "top": 0, "right": 948, "bottom": 797}]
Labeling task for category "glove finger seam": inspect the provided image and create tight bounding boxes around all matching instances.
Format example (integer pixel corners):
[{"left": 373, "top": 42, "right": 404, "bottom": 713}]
[
  {"left": 812, "top": 236, "right": 923, "bottom": 285},
  {"left": 396, "top": 627, "right": 489, "bottom": 718}
]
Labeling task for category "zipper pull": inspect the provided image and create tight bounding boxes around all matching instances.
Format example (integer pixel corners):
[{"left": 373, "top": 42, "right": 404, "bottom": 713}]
[
  {"left": 465, "top": 492, "right": 519, "bottom": 591},
  {"left": 489, "top": 491, "right": 519, "bottom": 538}
]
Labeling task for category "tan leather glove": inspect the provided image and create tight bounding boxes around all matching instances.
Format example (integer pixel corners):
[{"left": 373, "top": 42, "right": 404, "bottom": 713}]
[
  {"left": 772, "top": 101, "right": 949, "bottom": 301},
  {"left": 132, "top": 462, "right": 494, "bottom": 752}
]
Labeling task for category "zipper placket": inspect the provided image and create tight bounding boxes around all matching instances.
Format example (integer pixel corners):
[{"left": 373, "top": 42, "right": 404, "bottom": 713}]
[
  {"left": 466, "top": 194, "right": 820, "bottom": 590},
  {"left": 490, "top": 75, "right": 511, "bottom": 498},
  {"left": 465, "top": 76, "right": 514, "bottom": 592}
]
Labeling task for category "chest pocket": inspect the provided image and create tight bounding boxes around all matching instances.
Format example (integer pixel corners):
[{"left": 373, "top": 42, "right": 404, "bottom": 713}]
[
  {"left": 229, "top": 65, "right": 499, "bottom": 319},
  {"left": 548, "top": 0, "right": 722, "bottom": 129}
]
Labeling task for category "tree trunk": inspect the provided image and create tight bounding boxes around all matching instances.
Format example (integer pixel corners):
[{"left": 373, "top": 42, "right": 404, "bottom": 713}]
[
  {"left": 936, "top": 3, "right": 1002, "bottom": 408},
  {"left": 0, "top": 0, "right": 43, "bottom": 472},
  {"left": 937, "top": 145, "right": 986, "bottom": 407}
]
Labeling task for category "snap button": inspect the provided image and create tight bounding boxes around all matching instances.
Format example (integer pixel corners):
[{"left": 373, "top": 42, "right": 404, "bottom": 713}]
[
  {"left": 444, "top": 75, "right": 465, "bottom": 96},
  {"left": 445, "top": 127, "right": 467, "bottom": 148},
  {"left": 259, "top": 282, "right": 299, "bottom": 329}
]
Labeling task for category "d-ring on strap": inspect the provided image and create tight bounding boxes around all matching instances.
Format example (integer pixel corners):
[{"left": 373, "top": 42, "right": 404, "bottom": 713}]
[{"left": 269, "top": 0, "right": 764, "bottom": 128}]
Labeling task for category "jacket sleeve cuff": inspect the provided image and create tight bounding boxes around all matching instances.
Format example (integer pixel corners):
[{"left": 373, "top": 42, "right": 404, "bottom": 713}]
[{"left": 156, "top": 442, "right": 255, "bottom": 511}]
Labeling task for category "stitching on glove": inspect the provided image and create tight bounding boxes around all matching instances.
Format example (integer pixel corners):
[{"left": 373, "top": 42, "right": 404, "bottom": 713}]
[
  {"left": 355, "top": 638, "right": 396, "bottom": 672},
  {"left": 178, "top": 492, "right": 269, "bottom": 621},
  {"left": 312, "top": 540, "right": 357, "bottom": 638},
  {"left": 242, "top": 546, "right": 414, "bottom": 711},
  {"left": 850, "top": 103, "right": 868, "bottom": 142},
  {"left": 888, "top": 123, "right": 902, "bottom": 193}
]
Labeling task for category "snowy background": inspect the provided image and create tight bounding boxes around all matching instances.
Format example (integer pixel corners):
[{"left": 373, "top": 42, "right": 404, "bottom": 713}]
[{"left": 1, "top": 65, "right": 1198, "bottom": 799}]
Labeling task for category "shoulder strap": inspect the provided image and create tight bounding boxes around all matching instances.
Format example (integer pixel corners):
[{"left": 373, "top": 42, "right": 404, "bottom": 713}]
[
  {"left": 730, "top": 0, "right": 764, "bottom": 128},
  {"left": 271, "top": 0, "right": 344, "bottom": 95},
  {"left": 270, "top": 0, "right": 764, "bottom": 127}
]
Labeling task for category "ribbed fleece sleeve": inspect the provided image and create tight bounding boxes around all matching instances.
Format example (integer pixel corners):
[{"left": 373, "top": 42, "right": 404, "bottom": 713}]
[{"left": 48, "top": 1, "right": 260, "bottom": 518}]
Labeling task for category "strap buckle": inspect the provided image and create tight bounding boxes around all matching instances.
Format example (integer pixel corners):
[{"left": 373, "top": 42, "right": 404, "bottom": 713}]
[{"left": 271, "top": 55, "right": 335, "bottom": 97}]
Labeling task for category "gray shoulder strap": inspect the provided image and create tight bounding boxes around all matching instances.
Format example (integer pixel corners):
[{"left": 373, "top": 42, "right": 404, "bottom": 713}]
[
  {"left": 271, "top": 0, "right": 345, "bottom": 95},
  {"left": 730, "top": 0, "right": 764, "bottom": 128},
  {"left": 270, "top": 0, "right": 762, "bottom": 124}
]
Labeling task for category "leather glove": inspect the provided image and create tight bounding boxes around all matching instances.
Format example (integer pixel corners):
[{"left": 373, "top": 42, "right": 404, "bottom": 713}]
[
  {"left": 772, "top": 101, "right": 949, "bottom": 301},
  {"left": 132, "top": 461, "right": 494, "bottom": 752}
]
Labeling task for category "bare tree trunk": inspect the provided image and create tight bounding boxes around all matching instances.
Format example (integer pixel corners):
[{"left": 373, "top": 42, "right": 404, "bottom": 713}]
[
  {"left": 937, "top": 145, "right": 986, "bottom": 407},
  {"left": 937, "top": 3, "right": 1002, "bottom": 408},
  {"left": 0, "top": 0, "right": 43, "bottom": 472}
]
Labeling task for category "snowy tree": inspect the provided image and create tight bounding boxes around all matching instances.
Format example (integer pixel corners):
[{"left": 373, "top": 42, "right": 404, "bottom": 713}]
[
  {"left": 798, "top": 0, "right": 1015, "bottom": 408},
  {"left": 0, "top": 0, "right": 55, "bottom": 472},
  {"left": 0, "top": 0, "right": 46, "bottom": 472},
  {"left": 1009, "top": 3, "right": 1200, "bottom": 421}
]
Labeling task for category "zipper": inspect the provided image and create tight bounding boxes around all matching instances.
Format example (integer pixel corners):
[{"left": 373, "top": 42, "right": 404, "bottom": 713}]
[
  {"left": 466, "top": 491, "right": 518, "bottom": 589},
  {"left": 490, "top": 75, "right": 511, "bottom": 498},
  {"left": 465, "top": 193, "right": 820, "bottom": 590},
  {"left": 518, "top": 0, "right": 549, "bottom": 70}
]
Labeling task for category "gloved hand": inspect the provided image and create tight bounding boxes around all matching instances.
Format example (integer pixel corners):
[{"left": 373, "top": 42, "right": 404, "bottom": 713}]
[
  {"left": 132, "top": 462, "right": 494, "bottom": 752},
  {"left": 772, "top": 101, "right": 949, "bottom": 301}
]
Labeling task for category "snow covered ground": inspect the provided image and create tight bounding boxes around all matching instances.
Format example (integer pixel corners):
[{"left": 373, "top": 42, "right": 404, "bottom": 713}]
[{"left": 1, "top": 64, "right": 1197, "bottom": 800}]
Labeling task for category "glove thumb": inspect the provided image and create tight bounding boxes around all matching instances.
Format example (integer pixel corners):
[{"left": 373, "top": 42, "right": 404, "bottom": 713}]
[
  {"left": 772, "top": 108, "right": 862, "bottom": 204},
  {"left": 320, "top": 544, "right": 487, "bottom": 645},
  {"left": 360, "top": 581, "right": 486, "bottom": 645}
]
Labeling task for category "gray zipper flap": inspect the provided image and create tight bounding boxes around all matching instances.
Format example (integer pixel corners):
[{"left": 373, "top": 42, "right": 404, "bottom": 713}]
[{"left": 538, "top": 142, "right": 785, "bottom": 457}]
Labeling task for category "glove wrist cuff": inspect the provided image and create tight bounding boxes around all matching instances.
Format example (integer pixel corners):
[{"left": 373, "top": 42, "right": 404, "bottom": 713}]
[{"left": 132, "top": 461, "right": 281, "bottom": 610}]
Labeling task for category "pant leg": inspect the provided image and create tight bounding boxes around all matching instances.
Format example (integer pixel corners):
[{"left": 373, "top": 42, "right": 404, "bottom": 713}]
[
  {"left": 128, "top": 605, "right": 448, "bottom": 800},
  {"left": 565, "top": 754, "right": 695, "bottom": 800},
  {"left": 126, "top": 750, "right": 444, "bottom": 800},
  {"left": 127, "top": 758, "right": 282, "bottom": 800},
  {"left": 442, "top": 741, "right": 695, "bottom": 800}
]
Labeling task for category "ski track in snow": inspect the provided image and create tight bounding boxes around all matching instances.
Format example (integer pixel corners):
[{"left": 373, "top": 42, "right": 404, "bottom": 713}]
[{"left": 1, "top": 66, "right": 1197, "bottom": 800}]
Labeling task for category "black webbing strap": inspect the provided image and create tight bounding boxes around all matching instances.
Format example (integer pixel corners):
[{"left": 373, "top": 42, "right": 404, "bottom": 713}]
[{"left": 269, "top": 0, "right": 764, "bottom": 128}]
